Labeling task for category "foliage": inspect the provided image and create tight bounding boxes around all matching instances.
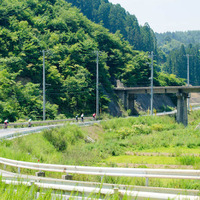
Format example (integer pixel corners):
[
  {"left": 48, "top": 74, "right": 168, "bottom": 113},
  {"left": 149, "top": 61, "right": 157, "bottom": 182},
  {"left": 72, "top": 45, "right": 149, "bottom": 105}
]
[
  {"left": 43, "top": 125, "right": 85, "bottom": 151},
  {"left": 0, "top": 0, "right": 172, "bottom": 121},
  {"left": 156, "top": 31, "right": 200, "bottom": 86},
  {"left": 177, "top": 155, "right": 200, "bottom": 166},
  {"left": 156, "top": 72, "right": 185, "bottom": 86},
  {"left": 156, "top": 31, "right": 200, "bottom": 49},
  {"left": 1, "top": 111, "right": 200, "bottom": 189},
  {"left": 67, "top": 0, "right": 157, "bottom": 52},
  {"left": 162, "top": 44, "right": 200, "bottom": 85}
]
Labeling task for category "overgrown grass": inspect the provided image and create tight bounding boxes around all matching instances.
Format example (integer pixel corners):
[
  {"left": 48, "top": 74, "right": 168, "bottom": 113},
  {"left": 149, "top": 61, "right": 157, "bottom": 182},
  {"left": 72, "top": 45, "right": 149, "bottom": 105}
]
[
  {"left": 0, "top": 111, "right": 200, "bottom": 190},
  {"left": 0, "top": 177, "right": 61, "bottom": 200},
  {"left": 0, "top": 177, "right": 131, "bottom": 200}
]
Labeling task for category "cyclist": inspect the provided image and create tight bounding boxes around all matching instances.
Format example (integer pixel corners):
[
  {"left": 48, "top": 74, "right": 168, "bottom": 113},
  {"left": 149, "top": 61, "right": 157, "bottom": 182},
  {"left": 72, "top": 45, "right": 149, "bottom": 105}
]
[
  {"left": 28, "top": 118, "right": 32, "bottom": 127},
  {"left": 93, "top": 113, "right": 96, "bottom": 120},
  {"left": 81, "top": 113, "right": 84, "bottom": 122},
  {"left": 4, "top": 119, "right": 9, "bottom": 129},
  {"left": 75, "top": 115, "right": 78, "bottom": 122}
]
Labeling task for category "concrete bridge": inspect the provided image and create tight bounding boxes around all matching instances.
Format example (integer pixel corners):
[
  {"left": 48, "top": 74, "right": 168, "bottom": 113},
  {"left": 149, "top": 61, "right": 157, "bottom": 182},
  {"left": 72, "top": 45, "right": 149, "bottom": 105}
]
[{"left": 114, "top": 86, "right": 200, "bottom": 126}]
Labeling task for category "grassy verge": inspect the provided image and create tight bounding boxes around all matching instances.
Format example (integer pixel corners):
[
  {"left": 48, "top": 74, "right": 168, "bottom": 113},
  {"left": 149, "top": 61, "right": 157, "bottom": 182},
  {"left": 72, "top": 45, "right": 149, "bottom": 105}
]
[{"left": 0, "top": 111, "right": 200, "bottom": 190}]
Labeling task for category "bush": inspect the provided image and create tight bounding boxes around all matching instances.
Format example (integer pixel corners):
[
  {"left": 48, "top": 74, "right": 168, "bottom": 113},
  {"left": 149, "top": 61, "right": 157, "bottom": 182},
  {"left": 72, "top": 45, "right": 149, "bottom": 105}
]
[
  {"left": 151, "top": 124, "right": 164, "bottom": 131},
  {"left": 187, "top": 143, "right": 197, "bottom": 148},
  {"left": 43, "top": 130, "right": 67, "bottom": 151},
  {"left": 132, "top": 124, "right": 152, "bottom": 135},
  {"left": 116, "top": 127, "right": 133, "bottom": 139},
  {"left": 43, "top": 125, "right": 85, "bottom": 152}
]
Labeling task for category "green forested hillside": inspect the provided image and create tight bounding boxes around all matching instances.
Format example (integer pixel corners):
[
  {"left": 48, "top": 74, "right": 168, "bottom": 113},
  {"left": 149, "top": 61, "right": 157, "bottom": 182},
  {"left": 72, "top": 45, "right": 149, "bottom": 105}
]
[
  {"left": 156, "top": 31, "right": 200, "bottom": 49},
  {"left": 156, "top": 31, "right": 200, "bottom": 85},
  {"left": 163, "top": 44, "right": 200, "bottom": 85},
  {"left": 0, "top": 0, "right": 153, "bottom": 121},
  {"left": 66, "top": 0, "right": 157, "bottom": 52},
  {"left": 0, "top": 0, "right": 184, "bottom": 122}
]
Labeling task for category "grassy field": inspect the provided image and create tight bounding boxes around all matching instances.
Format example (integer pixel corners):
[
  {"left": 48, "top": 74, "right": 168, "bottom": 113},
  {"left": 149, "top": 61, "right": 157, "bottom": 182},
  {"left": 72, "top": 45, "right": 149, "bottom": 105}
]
[{"left": 0, "top": 110, "right": 200, "bottom": 192}]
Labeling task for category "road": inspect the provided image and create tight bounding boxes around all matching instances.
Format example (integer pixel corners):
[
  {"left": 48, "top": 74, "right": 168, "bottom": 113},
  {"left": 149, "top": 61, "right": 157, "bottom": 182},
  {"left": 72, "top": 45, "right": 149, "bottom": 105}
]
[
  {"left": 0, "top": 120, "right": 100, "bottom": 140},
  {"left": 0, "top": 124, "right": 62, "bottom": 140}
]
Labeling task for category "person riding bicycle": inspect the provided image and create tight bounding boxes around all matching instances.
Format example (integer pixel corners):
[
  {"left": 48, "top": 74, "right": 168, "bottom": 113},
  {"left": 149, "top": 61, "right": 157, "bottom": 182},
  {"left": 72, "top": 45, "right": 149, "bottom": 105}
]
[
  {"left": 28, "top": 118, "right": 32, "bottom": 127},
  {"left": 81, "top": 113, "right": 84, "bottom": 122},
  {"left": 93, "top": 113, "right": 96, "bottom": 120},
  {"left": 4, "top": 119, "right": 9, "bottom": 129},
  {"left": 75, "top": 115, "right": 78, "bottom": 122}
]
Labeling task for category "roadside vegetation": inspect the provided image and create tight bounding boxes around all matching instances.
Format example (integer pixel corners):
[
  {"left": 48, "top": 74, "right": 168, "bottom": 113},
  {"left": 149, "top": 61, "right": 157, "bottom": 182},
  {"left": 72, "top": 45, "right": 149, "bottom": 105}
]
[
  {"left": 0, "top": 176, "right": 127, "bottom": 200},
  {"left": 0, "top": 179, "right": 56, "bottom": 200},
  {"left": 0, "top": 111, "right": 200, "bottom": 191}
]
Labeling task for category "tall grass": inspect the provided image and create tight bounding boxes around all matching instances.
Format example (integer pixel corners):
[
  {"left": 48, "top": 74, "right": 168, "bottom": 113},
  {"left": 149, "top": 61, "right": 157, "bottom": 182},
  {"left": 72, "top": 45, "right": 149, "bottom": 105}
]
[
  {"left": 0, "top": 112, "right": 200, "bottom": 190},
  {"left": 0, "top": 177, "right": 132, "bottom": 200}
]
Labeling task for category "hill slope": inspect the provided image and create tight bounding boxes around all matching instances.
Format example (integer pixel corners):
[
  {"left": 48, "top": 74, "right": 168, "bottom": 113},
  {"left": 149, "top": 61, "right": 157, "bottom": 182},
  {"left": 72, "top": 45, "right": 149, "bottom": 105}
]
[
  {"left": 0, "top": 0, "right": 154, "bottom": 121},
  {"left": 66, "top": 0, "right": 157, "bottom": 52}
]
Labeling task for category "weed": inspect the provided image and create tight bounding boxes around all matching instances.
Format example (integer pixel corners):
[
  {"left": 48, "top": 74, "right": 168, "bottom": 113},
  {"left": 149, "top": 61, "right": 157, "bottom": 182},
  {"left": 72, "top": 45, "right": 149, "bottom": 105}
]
[{"left": 177, "top": 155, "right": 200, "bottom": 166}]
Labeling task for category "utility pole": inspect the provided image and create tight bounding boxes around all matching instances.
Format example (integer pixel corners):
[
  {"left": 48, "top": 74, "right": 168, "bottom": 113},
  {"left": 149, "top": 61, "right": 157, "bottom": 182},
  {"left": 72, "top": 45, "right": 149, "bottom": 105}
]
[
  {"left": 42, "top": 50, "right": 46, "bottom": 121},
  {"left": 42, "top": 50, "right": 52, "bottom": 120},
  {"left": 94, "top": 50, "right": 101, "bottom": 118},
  {"left": 150, "top": 51, "right": 154, "bottom": 115},
  {"left": 185, "top": 54, "right": 192, "bottom": 109}
]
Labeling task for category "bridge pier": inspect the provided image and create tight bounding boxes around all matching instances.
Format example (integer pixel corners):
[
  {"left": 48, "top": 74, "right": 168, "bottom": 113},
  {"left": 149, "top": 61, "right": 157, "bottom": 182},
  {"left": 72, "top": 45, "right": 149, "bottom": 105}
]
[
  {"left": 117, "top": 91, "right": 135, "bottom": 114},
  {"left": 128, "top": 94, "right": 135, "bottom": 115},
  {"left": 176, "top": 92, "right": 189, "bottom": 126},
  {"left": 117, "top": 91, "right": 127, "bottom": 110}
]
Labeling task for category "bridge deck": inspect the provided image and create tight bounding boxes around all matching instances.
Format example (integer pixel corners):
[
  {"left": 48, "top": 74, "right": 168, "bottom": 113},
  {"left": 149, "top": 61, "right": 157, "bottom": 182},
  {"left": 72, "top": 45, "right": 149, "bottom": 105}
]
[{"left": 114, "top": 86, "right": 200, "bottom": 94}]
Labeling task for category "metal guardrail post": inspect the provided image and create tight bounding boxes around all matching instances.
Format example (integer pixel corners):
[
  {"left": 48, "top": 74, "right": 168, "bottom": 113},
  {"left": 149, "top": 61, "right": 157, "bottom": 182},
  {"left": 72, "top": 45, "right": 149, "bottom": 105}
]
[
  {"left": 18, "top": 167, "right": 20, "bottom": 174},
  {"left": 145, "top": 177, "right": 149, "bottom": 186},
  {"left": 114, "top": 187, "right": 119, "bottom": 195}
]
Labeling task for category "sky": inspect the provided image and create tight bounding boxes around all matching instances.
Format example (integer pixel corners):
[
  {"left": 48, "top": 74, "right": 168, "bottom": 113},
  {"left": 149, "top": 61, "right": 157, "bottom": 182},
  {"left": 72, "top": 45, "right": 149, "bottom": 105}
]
[{"left": 108, "top": 0, "right": 200, "bottom": 33}]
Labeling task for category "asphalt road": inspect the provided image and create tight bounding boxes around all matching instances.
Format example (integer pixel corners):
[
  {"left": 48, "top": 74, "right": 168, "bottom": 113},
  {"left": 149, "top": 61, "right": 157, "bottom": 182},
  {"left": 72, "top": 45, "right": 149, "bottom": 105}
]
[{"left": 0, "top": 120, "right": 99, "bottom": 140}]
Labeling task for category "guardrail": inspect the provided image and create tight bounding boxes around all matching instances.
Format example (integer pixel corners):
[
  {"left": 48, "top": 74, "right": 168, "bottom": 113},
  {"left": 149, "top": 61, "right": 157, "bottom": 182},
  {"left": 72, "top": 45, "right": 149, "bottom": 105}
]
[
  {"left": 1, "top": 170, "right": 200, "bottom": 200},
  {"left": 0, "top": 117, "right": 93, "bottom": 128},
  {"left": 1, "top": 157, "right": 200, "bottom": 187}
]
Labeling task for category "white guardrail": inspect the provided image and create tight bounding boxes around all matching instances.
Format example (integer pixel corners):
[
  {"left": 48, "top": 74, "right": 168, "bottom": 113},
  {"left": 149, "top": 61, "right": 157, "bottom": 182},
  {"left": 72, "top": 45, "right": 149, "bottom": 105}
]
[
  {"left": 0, "top": 117, "right": 93, "bottom": 128},
  {"left": 1, "top": 157, "right": 200, "bottom": 187},
  {"left": 1, "top": 158, "right": 200, "bottom": 199}
]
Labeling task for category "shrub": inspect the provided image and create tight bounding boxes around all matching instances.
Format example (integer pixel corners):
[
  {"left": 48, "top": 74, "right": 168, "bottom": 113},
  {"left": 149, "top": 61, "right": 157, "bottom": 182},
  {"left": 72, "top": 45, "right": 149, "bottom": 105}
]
[
  {"left": 132, "top": 124, "right": 152, "bottom": 135},
  {"left": 43, "top": 130, "right": 67, "bottom": 151},
  {"left": 187, "top": 143, "right": 197, "bottom": 148},
  {"left": 116, "top": 127, "right": 133, "bottom": 139},
  {"left": 151, "top": 124, "right": 164, "bottom": 131},
  {"left": 43, "top": 125, "right": 84, "bottom": 152},
  {"left": 176, "top": 142, "right": 184, "bottom": 147}
]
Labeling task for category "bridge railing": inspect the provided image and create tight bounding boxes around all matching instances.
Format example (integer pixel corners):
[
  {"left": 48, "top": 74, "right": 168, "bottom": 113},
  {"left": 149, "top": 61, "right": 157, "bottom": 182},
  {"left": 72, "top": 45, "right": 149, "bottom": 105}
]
[{"left": 1, "top": 157, "right": 200, "bottom": 186}]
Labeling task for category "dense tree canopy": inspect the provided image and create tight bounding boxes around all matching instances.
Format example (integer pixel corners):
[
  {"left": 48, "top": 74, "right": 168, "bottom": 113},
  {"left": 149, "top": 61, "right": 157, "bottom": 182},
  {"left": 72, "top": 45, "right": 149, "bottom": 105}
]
[
  {"left": 0, "top": 0, "right": 184, "bottom": 122},
  {"left": 66, "top": 0, "right": 157, "bottom": 52},
  {"left": 163, "top": 44, "right": 200, "bottom": 85},
  {"left": 0, "top": 0, "right": 152, "bottom": 121}
]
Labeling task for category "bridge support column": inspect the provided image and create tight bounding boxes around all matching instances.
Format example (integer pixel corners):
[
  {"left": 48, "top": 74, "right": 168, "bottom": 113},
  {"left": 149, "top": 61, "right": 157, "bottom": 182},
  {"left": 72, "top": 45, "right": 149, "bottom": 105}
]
[
  {"left": 117, "top": 91, "right": 135, "bottom": 114},
  {"left": 117, "top": 91, "right": 128, "bottom": 110},
  {"left": 176, "top": 92, "right": 189, "bottom": 126},
  {"left": 128, "top": 94, "right": 135, "bottom": 115}
]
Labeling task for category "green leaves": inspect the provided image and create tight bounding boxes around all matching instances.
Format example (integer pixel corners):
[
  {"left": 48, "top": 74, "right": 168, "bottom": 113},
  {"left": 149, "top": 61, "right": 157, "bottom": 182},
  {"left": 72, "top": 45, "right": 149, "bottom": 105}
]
[{"left": 0, "top": 0, "right": 171, "bottom": 121}]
